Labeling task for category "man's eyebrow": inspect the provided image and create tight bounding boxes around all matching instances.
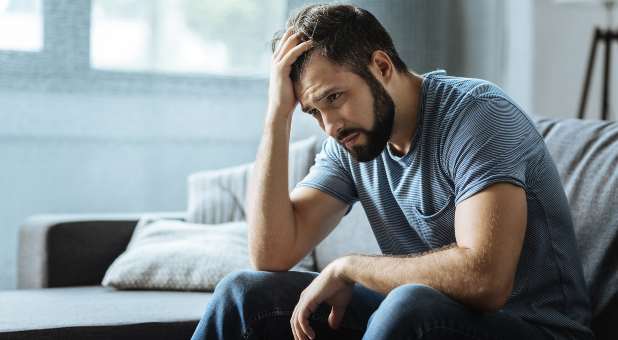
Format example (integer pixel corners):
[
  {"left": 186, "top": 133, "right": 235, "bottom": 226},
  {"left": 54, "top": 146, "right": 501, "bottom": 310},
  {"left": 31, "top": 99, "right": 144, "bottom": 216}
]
[{"left": 301, "top": 87, "right": 340, "bottom": 113}]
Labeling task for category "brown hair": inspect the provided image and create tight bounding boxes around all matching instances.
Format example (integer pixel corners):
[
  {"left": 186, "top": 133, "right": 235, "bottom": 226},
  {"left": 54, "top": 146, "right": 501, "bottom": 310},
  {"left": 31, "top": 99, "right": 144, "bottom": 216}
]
[{"left": 271, "top": 4, "right": 408, "bottom": 83}]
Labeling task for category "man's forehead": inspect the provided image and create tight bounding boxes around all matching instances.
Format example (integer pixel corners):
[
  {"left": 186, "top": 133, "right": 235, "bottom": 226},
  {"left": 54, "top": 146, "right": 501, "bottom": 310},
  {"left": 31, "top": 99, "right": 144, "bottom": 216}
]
[{"left": 295, "top": 54, "right": 350, "bottom": 106}]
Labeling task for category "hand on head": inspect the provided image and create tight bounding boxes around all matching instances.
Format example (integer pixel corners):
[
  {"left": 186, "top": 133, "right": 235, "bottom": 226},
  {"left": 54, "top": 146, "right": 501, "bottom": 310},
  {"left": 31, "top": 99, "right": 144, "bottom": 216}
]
[{"left": 267, "top": 28, "right": 313, "bottom": 119}]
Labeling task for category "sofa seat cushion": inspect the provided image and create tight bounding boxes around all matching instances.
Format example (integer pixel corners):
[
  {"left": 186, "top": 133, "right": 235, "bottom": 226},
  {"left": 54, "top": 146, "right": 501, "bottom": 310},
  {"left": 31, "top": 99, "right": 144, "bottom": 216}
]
[{"left": 0, "top": 286, "right": 211, "bottom": 340}]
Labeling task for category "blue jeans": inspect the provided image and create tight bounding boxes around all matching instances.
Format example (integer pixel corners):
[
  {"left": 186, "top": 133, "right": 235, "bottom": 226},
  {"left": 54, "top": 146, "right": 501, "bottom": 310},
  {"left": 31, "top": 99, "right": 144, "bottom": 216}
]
[{"left": 191, "top": 269, "right": 550, "bottom": 340}]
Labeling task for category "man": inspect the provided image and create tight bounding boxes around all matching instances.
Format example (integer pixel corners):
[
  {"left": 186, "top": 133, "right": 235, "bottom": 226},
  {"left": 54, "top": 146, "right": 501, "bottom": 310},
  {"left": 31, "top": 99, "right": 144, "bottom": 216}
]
[{"left": 192, "top": 4, "right": 593, "bottom": 340}]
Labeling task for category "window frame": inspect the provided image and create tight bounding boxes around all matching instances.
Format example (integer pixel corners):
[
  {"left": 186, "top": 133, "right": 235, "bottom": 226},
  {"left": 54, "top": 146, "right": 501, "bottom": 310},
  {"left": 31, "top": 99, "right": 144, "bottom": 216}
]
[{"left": 0, "top": 0, "right": 274, "bottom": 95}]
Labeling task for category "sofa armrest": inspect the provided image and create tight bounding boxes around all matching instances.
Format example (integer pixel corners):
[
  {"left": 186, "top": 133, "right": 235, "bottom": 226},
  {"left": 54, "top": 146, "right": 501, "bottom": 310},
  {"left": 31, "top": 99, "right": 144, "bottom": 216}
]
[{"left": 17, "top": 211, "right": 186, "bottom": 289}]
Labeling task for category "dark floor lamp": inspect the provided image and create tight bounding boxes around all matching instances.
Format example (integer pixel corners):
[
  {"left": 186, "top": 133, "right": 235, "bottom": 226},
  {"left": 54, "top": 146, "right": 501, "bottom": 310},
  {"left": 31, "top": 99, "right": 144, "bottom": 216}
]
[{"left": 575, "top": 0, "right": 618, "bottom": 120}]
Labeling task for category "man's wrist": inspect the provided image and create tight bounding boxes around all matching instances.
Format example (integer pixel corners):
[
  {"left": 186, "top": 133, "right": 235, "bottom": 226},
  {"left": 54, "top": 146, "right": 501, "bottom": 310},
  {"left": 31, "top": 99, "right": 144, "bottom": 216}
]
[{"left": 331, "top": 255, "right": 356, "bottom": 284}]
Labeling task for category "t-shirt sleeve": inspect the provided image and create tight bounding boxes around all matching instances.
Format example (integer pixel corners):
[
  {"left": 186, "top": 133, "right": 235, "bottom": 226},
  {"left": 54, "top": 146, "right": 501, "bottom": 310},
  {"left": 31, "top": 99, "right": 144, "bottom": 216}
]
[
  {"left": 295, "top": 138, "right": 358, "bottom": 209},
  {"left": 442, "top": 97, "right": 540, "bottom": 205}
]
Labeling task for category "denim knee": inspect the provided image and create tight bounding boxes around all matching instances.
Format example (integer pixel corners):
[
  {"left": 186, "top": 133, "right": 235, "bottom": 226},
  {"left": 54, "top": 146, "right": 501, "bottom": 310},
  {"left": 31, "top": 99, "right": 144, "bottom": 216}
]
[
  {"left": 363, "top": 284, "right": 457, "bottom": 340},
  {"left": 191, "top": 270, "right": 299, "bottom": 340},
  {"left": 192, "top": 269, "right": 319, "bottom": 340},
  {"left": 216, "top": 269, "right": 272, "bottom": 291},
  {"left": 387, "top": 284, "right": 447, "bottom": 310},
  {"left": 378, "top": 284, "right": 450, "bottom": 320},
  {"left": 210, "top": 269, "right": 321, "bottom": 319},
  {"left": 211, "top": 269, "right": 280, "bottom": 307}
]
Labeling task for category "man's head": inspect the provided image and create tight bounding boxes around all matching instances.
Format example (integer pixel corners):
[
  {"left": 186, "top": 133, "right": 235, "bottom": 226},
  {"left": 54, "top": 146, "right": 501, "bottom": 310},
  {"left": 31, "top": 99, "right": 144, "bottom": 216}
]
[{"left": 271, "top": 4, "right": 410, "bottom": 162}]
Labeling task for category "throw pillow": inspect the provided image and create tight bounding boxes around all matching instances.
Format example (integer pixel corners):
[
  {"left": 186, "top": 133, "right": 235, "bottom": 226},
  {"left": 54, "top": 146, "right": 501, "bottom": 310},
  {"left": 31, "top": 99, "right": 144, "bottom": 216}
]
[{"left": 102, "top": 218, "right": 315, "bottom": 291}]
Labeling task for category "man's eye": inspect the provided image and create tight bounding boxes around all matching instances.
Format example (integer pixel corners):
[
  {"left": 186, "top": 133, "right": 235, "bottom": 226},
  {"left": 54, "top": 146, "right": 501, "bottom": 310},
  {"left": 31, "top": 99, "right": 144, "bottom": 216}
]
[
  {"left": 309, "top": 109, "right": 320, "bottom": 116},
  {"left": 327, "top": 92, "right": 342, "bottom": 103}
]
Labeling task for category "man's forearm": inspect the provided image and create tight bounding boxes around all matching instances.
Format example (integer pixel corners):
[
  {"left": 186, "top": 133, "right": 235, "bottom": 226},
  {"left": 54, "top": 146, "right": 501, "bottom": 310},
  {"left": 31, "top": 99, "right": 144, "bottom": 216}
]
[
  {"left": 246, "top": 112, "right": 298, "bottom": 270},
  {"left": 336, "top": 245, "right": 512, "bottom": 312}
]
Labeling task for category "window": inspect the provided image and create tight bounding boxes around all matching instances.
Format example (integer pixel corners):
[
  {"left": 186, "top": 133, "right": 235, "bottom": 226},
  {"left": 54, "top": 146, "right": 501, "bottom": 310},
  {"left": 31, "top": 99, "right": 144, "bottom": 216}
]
[
  {"left": 0, "top": 0, "right": 43, "bottom": 51},
  {"left": 90, "top": 0, "right": 286, "bottom": 77},
  {"left": 0, "top": 0, "right": 287, "bottom": 93}
]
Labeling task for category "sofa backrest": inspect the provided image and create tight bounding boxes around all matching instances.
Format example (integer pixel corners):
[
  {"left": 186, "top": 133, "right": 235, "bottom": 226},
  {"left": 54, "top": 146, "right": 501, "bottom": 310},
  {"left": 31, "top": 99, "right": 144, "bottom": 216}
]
[
  {"left": 532, "top": 117, "right": 618, "bottom": 322},
  {"left": 314, "top": 202, "right": 381, "bottom": 270}
]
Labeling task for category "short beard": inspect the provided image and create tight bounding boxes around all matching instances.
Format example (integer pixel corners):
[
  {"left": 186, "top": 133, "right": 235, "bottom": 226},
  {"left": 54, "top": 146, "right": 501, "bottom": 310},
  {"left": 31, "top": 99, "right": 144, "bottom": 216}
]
[{"left": 337, "top": 71, "right": 395, "bottom": 162}]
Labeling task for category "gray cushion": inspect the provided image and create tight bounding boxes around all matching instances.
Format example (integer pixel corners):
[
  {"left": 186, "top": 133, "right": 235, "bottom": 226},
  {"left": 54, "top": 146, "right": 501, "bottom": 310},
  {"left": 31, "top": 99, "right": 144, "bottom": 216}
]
[
  {"left": 534, "top": 117, "right": 618, "bottom": 320},
  {"left": 187, "top": 185, "right": 245, "bottom": 225},
  {"left": 187, "top": 136, "right": 319, "bottom": 225},
  {"left": 0, "top": 286, "right": 211, "bottom": 339},
  {"left": 102, "top": 218, "right": 315, "bottom": 291},
  {"left": 102, "top": 220, "right": 253, "bottom": 291}
]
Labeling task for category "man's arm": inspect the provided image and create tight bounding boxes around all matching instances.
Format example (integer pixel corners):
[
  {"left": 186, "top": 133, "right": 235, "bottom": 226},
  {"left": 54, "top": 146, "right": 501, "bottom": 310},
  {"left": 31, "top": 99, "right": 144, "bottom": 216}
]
[
  {"left": 246, "top": 29, "right": 349, "bottom": 271},
  {"left": 335, "top": 182, "right": 527, "bottom": 312}
]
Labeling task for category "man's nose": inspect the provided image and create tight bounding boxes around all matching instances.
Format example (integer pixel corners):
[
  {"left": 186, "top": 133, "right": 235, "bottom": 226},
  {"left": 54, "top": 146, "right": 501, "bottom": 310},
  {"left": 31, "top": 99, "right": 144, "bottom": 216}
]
[{"left": 323, "top": 112, "right": 344, "bottom": 138}]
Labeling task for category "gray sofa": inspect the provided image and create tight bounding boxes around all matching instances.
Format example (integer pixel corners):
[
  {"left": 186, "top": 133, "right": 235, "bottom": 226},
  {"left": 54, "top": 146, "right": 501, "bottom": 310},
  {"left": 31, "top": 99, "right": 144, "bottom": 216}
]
[{"left": 2, "top": 116, "right": 617, "bottom": 340}]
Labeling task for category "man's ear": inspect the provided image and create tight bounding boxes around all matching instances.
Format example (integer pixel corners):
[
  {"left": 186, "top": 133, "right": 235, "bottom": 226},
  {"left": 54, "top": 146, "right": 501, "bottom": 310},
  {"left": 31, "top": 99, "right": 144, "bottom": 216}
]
[{"left": 369, "top": 50, "right": 394, "bottom": 82}]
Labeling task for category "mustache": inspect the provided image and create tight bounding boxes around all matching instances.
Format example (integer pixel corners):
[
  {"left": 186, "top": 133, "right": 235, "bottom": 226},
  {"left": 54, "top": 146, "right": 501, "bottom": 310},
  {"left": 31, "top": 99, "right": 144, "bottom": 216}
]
[{"left": 337, "top": 129, "right": 364, "bottom": 143}]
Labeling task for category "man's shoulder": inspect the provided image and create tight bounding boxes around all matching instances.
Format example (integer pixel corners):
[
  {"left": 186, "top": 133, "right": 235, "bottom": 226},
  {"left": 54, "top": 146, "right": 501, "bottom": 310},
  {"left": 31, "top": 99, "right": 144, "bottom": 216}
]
[
  {"left": 424, "top": 71, "right": 510, "bottom": 103},
  {"left": 423, "top": 72, "right": 527, "bottom": 126}
]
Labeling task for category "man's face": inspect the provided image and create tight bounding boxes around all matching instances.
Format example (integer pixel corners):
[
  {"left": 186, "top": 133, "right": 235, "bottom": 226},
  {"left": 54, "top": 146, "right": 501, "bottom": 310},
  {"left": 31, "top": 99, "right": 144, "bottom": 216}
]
[{"left": 295, "top": 53, "right": 395, "bottom": 162}]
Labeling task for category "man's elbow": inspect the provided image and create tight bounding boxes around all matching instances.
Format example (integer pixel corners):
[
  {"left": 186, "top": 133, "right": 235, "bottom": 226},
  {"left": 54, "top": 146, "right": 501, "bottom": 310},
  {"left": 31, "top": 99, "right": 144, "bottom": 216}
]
[
  {"left": 249, "top": 259, "right": 292, "bottom": 272},
  {"left": 473, "top": 277, "right": 513, "bottom": 312},
  {"left": 248, "top": 252, "right": 294, "bottom": 272}
]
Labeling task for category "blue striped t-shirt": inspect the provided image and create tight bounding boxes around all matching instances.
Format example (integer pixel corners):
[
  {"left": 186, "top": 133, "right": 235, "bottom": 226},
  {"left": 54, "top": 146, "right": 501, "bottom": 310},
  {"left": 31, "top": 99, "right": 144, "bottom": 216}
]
[{"left": 297, "top": 70, "right": 593, "bottom": 339}]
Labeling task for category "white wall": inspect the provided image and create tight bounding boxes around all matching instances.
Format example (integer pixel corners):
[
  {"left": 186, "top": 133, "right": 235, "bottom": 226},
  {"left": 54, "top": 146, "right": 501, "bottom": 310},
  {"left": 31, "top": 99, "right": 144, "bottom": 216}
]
[
  {"left": 493, "top": 0, "right": 617, "bottom": 120},
  {"left": 503, "top": 0, "right": 534, "bottom": 114},
  {"left": 517, "top": 0, "right": 617, "bottom": 119}
]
